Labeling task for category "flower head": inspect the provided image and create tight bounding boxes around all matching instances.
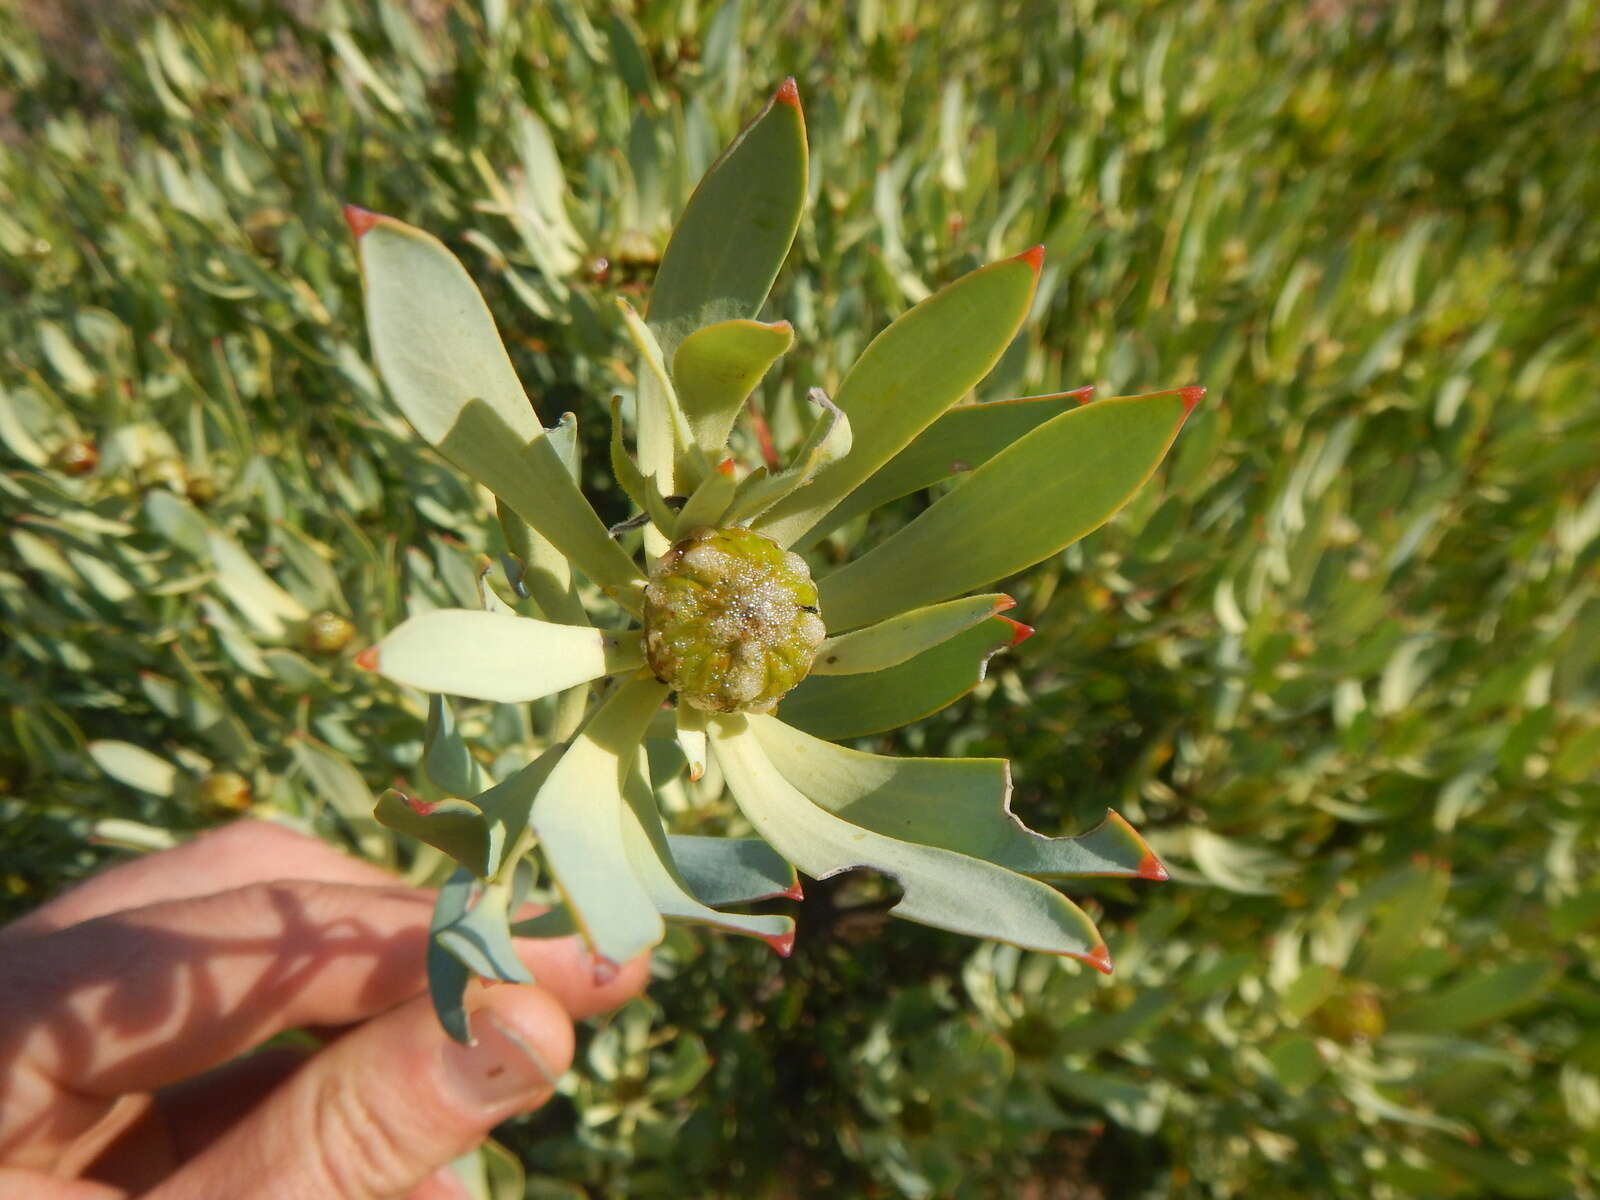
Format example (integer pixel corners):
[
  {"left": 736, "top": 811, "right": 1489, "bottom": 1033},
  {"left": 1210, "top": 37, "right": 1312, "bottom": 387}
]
[{"left": 346, "top": 81, "right": 1197, "bottom": 1038}]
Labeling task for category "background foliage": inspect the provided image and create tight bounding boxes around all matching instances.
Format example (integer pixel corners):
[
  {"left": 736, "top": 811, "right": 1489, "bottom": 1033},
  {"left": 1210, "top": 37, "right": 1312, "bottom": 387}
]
[{"left": 3, "top": 0, "right": 1598, "bottom": 1195}]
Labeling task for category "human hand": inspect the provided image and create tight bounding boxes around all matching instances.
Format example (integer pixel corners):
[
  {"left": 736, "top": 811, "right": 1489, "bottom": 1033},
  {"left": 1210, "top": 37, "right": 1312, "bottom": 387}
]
[{"left": 0, "top": 820, "right": 647, "bottom": 1199}]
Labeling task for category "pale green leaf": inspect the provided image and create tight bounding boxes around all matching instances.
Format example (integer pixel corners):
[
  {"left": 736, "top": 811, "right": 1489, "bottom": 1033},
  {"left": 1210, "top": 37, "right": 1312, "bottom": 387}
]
[
  {"left": 530, "top": 678, "right": 668, "bottom": 964},
  {"left": 712, "top": 716, "right": 1107, "bottom": 965},
  {"left": 429, "top": 869, "right": 476, "bottom": 1043},
  {"left": 667, "top": 835, "right": 799, "bottom": 906},
  {"left": 673, "top": 319, "right": 794, "bottom": 454},
  {"left": 723, "top": 388, "right": 852, "bottom": 524},
  {"left": 352, "top": 211, "right": 642, "bottom": 605},
  {"left": 88, "top": 740, "right": 179, "bottom": 797},
  {"left": 368, "top": 609, "right": 642, "bottom": 703},
  {"left": 646, "top": 81, "right": 807, "bottom": 359},
  {"left": 755, "top": 251, "right": 1042, "bottom": 548},
  {"left": 621, "top": 753, "right": 794, "bottom": 949},
  {"left": 778, "top": 615, "right": 1024, "bottom": 739},
  {"left": 435, "top": 883, "right": 534, "bottom": 984},
  {"left": 376, "top": 788, "right": 493, "bottom": 878},
  {"left": 673, "top": 463, "right": 739, "bottom": 535},
  {"left": 424, "top": 694, "right": 488, "bottom": 798},
  {"left": 205, "top": 529, "right": 308, "bottom": 640},
  {"left": 798, "top": 388, "right": 1091, "bottom": 549},
  {"left": 818, "top": 388, "right": 1197, "bottom": 631},
  {"left": 812, "top": 593, "right": 1013, "bottom": 676},
  {"left": 748, "top": 715, "right": 1164, "bottom": 879}
]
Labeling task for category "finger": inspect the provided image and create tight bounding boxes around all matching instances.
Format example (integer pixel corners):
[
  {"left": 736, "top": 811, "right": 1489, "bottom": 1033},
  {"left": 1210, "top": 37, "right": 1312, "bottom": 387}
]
[
  {"left": 0, "top": 1168, "right": 126, "bottom": 1199},
  {"left": 82, "top": 1048, "right": 312, "bottom": 1192},
  {"left": 149, "top": 984, "right": 574, "bottom": 1200},
  {"left": 1, "top": 881, "right": 646, "bottom": 1166},
  {"left": 4, "top": 821, "right": 398, "bottom": 938}
]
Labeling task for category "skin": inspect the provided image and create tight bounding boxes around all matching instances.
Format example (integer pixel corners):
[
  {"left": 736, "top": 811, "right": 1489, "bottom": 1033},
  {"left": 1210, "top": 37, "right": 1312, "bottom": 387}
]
[{"left": 0, "top": 821, "right": 649, "bottom": 1199}]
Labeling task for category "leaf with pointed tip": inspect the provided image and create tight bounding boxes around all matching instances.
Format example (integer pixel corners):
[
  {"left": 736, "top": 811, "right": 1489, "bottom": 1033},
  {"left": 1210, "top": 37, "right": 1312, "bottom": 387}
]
[
  {"left": 812, "top": 593, "right": 1013, "bottom": 676},
  {"left": 470, "top": 744, "right": 565, "bottom": 878},
  {"left": 366, "top": 609, "right": 641, "bottom": 703},
  {"left": 435, "top": 883, "right": 534, "bottom": 985},
  {"left": 675, "top": 706, "right": 708, "bottom": 782},
  {"left": 798, "top": 388, "right": 1092, "bottom": 549},
  {"left": 673, "top": 319, "right": 794, "bottom": 454},
  {"left": 618, "top": 299, "right": 699, "bottom": 491},
  {"left": 494, "top": 413, "right": 589, "bottom": 626},
  {"left": 778, "top": 615, "right": 1025, "bottom": 739},
  {"left": 621, "top": 754, "right": 794, "bottom": 949},
  {"left": 350, "top": 210, "right": 642, "bottom": 604},
  {"left": 755, "top": 251, "right": 1042, "bottom": 548},
  {"left": 205, "top": 529, "right": 308, "bottom": 640},
  {"left": 667, "top": 835, "right": 800, "bottom": 906},
  {"left": 749, "top": 715, "right": 1166, "bottom": 880},
  {"left": 429, "top": 869, "right": 476, "bottom": 1044},
  {"left": 647, "top": 80, "right": 807, "bottom": 359},
  {"left": 724, "top": 389, "right": 852, "bottom": 524},
  {"left": 712, "top": 718, "right": 1108, "bottom": 967},
  {"left": 820, "top": 388, "right": 1198, "bottom": 631},
  {"left": 673, "top": 464, "right": 738, "bottom": 535},
  {"left": 530, "top": 678, "right": 667, "bottom": 963},
  {"left": 425, "top": 695, "right": 488, "bottom": 798},
  {"left": 609, "top": 396, "right": 681, "bottom": 537},
  {"left": 376, "top": 789, "right": 493, "bottom": 877},
  {"left": 89, "top": 741, "right": 178, "bottom": 798}
]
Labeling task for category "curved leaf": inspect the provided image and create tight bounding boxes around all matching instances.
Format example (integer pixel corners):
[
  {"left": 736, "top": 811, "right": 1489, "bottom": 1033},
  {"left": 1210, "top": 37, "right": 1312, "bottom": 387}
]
[
  {"left": 673, "top": 318, "right": 794, "bottom": 453},
  {"left": 819, "top": 387, "right": 1199, "bottom": 631},
  {"left": 529, "top": 678, "right": 667, "bottom": 964},
  {"left": 755, "top": 250, "right": 1042, "bottom": 548},
  {"left": 667, "top": 835, "right": 800, "bottom": 906},
  {"left": 646, "top": 79, "right": 807, "bottom": 359},
  {"left": 711, "top": 717, "right": 1109, "bottom": 967},
  {"left": 621, "top": 753, "right": 794, "bottom": 951},
  {"left": 798, "top": 387, "right": 1092, "bottom": 549},
  {"left": 812, "top": 593, "right": 1013, "bottom": 675},
  {"left": 376, "top": 788, "right": 492, "bottom": 877},
  {"left": 777, "top": 614, "right": 1026, "bottom": 739},
  {"left": 366, "top": 609, "right": 642, "bottom": 703},
  {"left": 349, "top": 209, "right": 643, "bottom": 603},
  {"left": 748, "top": 715, "right": 1167, "bottom": 880}
]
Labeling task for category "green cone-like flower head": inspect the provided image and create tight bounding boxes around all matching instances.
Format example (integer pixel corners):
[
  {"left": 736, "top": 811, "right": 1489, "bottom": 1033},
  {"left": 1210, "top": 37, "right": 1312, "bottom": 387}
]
[{"left": 643, "top": 526, "right": 825, "bottom": 714}]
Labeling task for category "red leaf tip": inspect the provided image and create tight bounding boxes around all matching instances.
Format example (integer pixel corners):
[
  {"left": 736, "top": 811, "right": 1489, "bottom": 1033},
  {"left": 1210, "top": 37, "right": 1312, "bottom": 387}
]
[
  {"left": 1017, "top": 244, "right": 1045, "bottom": 273},
  {"left": 1137, "top": 850, "right": 1170, "bottom": 882},
  {"left": 774, "top": 77, "right": 800, "bottom": 108},
  {"left": 716, "top": 458, "right": 737, "bottom": 477},
  {"left": 343, "top": 205, "right": 381, "bottom": 239},
  {"left": 1179, "top": 385, "right": 1207, "bottom": 413},
  {"left": 402, "top": 793, "right": 439, "bottom": 817},
  {"left": 999, "top": 617, "right": 1035, "bottom": 646},
  {"left": 1070, "top": 385, "right": 1096, "bottom": 405},
  {"left": 1083, "top": 943, "right": 1114, "bottom": 975},
  {"left": 354, "top": 646, "right": 379, "bottom": 671},
  {"left": 993, "top": 595, "right": 1017, "bottom": 614},
  {"left": 780, "top": 880, "right": 804, "bottom": 901},
  {"left": 763, "top": 929, "right": 797, "bottom": 958}
]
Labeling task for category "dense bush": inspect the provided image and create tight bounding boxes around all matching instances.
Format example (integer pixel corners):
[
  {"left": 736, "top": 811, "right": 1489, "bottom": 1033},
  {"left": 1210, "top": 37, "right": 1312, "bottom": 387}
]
[{"left": 2, "top": 1, "right": 1597, "bottom": 1195}]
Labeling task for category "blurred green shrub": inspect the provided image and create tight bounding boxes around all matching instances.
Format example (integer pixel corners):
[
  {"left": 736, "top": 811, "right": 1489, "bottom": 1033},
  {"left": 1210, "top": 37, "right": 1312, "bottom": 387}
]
[{"left": 2, "top": 1, "right": 1596, "bottom": 1196}]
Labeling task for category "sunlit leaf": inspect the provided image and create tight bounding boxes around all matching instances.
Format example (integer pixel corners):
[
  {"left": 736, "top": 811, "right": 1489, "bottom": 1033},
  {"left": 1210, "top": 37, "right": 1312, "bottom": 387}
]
[
  {"left": 365, "top": 609, "right": 642, "bottom": 703},
  {"left": 819, "top": 388, "right": 1198, "bottom": 631},
  {"left": 748, "top": 715, "right": 1165, "bottom": 879},
  {"left": 755, "top": 250, "right": 1042, "bottom": 548},
  {"left": 712, "top": 716, "right": 1108, "bottom": 966}
]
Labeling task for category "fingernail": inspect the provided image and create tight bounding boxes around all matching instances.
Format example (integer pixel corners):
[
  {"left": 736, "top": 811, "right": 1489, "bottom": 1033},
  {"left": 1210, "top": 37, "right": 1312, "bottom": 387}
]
[{"left": 440, "top": 1010, "right": 559, "bottom": 1107}]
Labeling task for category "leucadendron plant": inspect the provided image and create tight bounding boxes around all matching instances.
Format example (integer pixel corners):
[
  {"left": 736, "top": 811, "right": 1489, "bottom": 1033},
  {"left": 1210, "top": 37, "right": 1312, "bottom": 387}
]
[{"left": 346, "top": 80, "right": 1201, "bottom": 1040}]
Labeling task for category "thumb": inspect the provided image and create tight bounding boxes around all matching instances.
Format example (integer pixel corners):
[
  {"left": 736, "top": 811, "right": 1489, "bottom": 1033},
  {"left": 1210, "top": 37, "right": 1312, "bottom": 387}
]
[{"left": 148, "top": 985, "right": 574, "bottom": 1200}]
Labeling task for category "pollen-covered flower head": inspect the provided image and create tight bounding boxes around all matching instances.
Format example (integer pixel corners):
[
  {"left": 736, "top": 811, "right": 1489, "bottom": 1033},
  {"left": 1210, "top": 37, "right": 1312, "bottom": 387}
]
[{"left": 346, "top": 79, "right": 1198, "bottom": 1038}]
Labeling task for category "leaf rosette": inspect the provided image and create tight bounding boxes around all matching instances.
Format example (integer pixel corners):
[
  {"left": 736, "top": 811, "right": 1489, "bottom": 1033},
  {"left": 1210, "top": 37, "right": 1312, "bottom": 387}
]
[{"left": 346, "top": 80, "right": 1198, "bottom": 1038}]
